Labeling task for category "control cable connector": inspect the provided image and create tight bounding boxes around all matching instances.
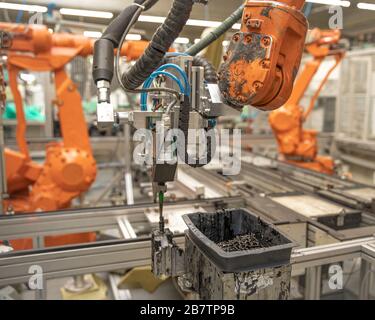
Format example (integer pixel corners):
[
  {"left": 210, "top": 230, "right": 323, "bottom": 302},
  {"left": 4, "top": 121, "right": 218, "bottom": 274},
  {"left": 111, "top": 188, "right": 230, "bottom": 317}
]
[{"left": 96, "top": 80, "right": 115, "bottom": 129}]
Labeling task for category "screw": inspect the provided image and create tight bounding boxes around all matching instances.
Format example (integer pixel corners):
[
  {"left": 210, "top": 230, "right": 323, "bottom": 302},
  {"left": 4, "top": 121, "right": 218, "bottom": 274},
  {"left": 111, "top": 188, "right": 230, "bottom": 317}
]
[
  {"left": 232, "top": 34, "right": 240, "bottom": 42},
  {"left": 260, "top": 59, "right": 270, "bottom": 69},
  {"left": 262, "top": 36, "right": 271, "bottom": 47},
  {"left": 253, "top": 81, "right": 264, "bottom": 91}
]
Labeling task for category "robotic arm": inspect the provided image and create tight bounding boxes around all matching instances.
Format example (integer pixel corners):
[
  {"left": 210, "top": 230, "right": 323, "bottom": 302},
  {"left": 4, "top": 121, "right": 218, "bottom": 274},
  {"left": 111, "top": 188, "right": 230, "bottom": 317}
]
[
  {"left": 92, "top": 0, "right": 308, "bottom": 278},
  {"left": 1, "top": 23, "right": 148, "bottom": 250},
  {"left": 93, "top": 0, "right": 308, "bottom": 192},
  {"left": 219, "top": 0, "right": 307, "bottom": 110},
  {"left": 269, "top": 28, "right": 345, "bottom": 174},
  {"left": 1, "top": 23, "right": 148, "bottom": 212}
]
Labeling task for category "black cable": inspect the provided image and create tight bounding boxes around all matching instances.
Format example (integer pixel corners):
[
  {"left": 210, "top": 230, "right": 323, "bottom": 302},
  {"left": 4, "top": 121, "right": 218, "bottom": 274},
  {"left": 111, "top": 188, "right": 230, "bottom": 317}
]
[
  {"left": 101, "top": 0, "right": 156, "bottom": 47},
  {"left": 192, "top": 56, "right": 218, "bottom": 83},
  {"left": 93, "top": 0, "right": 159, "bottom": 84},
  {"left": 121, "top": 0, "right": 194, "bottom": 90},
  {"left": 114, "top": 4, "right": 180, "bottom": 100}
]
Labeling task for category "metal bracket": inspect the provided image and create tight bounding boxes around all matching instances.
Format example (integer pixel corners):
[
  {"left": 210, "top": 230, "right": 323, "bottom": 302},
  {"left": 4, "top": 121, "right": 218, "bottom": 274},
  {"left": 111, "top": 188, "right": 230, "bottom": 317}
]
[{"left": 151, "top": 229, "right": 185, "bottom": 279}]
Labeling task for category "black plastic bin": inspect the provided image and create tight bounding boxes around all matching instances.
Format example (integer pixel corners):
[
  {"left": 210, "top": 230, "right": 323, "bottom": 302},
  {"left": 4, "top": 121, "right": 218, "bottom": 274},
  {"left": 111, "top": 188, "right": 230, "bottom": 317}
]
[
  {"left": 183, "top": 208, "right": 295, "bottom": 272},
  {"left": 317, "top": 210, "right": 362, "bottom": 230}
]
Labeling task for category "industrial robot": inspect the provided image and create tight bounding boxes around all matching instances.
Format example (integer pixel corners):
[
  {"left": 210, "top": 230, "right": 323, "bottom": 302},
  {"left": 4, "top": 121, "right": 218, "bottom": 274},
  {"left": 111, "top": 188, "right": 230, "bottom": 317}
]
[
  {"left": 0, "top": 23, "right": 147, "bottom": 249},
  {"left": 269, "top": 28, "right": 345, "bottom": 174},
  {"left": 92, "top": 0, "right": 308, "bottom": 299}
]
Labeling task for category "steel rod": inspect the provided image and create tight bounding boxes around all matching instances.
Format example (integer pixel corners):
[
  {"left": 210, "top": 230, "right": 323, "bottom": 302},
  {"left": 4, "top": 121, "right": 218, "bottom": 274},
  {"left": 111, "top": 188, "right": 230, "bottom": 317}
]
[{"left": 185, "top": 4, "right": 244, "bottom": 56}]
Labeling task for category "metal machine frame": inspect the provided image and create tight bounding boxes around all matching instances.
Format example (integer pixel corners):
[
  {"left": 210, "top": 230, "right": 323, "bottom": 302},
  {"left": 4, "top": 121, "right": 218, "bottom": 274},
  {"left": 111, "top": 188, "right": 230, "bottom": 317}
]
[
  {"left": 0, "top": 219, "right": 374, "bottom": 300},
  {"left": 1, "top": 164, "right": 375, "bottom": 300}
]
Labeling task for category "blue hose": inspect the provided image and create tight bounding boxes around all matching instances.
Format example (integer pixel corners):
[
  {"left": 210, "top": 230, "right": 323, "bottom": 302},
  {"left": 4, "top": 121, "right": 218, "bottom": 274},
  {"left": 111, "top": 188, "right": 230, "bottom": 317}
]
[
  {"left": 141, "top": 71, "right": 186, "bottom": 111},
  {"left": 16, "top": 0, "right": 27, "bottom": 23},
  {"left": 303, "top": 3, "right": 313, "bottom": 17},
  {"left": 156, "top": 63, "right": 190, "bottom": 93},
  {"left": 141, "top": 63, "right": 190, "bottom": 111}
]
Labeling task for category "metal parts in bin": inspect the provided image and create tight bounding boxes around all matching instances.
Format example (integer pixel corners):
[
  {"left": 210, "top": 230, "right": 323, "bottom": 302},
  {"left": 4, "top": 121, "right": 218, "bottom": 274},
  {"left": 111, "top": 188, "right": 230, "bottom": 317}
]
[
  {"left": 184, "top": 233, "right": 292, "bottom": 300},
  {"left": 183, "top": 209, "right": 295, "bottom": 272},
  {"left": 151, "top": 208, "right": 295, "bottom": 299},
  {"left": 181, "top": 209, "right": 295, "bottom": 299}
]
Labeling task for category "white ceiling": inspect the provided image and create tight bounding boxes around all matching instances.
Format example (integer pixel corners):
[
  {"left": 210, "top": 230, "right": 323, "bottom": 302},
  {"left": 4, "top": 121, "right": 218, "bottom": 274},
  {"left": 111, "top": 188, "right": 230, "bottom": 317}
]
[
  {"left": 6, "top": 0, "right": 245, "bottom": 20},
  {"left": 2, "top": 0, "right": 375, "bottom": 38}
]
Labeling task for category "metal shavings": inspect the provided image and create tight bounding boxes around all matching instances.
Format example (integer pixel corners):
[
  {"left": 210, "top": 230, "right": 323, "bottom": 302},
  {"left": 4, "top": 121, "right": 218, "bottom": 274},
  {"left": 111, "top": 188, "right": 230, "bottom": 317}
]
[{"left": 217, "top": 234, "right": 270, "bottom": 252}]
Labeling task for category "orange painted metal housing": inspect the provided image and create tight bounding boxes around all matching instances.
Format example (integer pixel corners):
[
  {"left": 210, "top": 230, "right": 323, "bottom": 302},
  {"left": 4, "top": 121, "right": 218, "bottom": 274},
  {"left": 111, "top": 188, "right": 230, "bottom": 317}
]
[
  {"left": 269, "top": 29, "right": 345, "bottom": 175},
  {"left": 0, "top": 23, "right": 147, "bottom": 249},
  {"left": 219, "top": 0, "right": 308, "bottom": 111}
]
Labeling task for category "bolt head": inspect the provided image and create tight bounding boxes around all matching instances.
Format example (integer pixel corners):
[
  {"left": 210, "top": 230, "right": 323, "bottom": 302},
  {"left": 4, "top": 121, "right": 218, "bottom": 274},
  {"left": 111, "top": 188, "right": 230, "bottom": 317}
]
[
  {"left": 232, "top": 34, "right": 240, "bottom": 42},
  {"left": 262, "top": 36, "right": 271, "bottom": 47}
]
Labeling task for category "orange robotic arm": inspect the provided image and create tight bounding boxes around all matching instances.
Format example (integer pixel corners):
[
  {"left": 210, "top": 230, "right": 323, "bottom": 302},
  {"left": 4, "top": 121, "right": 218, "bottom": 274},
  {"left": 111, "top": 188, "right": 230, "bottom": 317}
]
[
  {"left": 269, "top": 28, "right": 345, "bottom": 174},
  {"left": 218, "top": 0, "right": 308, "bottom": 111},
  {"left": 1, "top": 23, "right": 148, "bottom": 211}
]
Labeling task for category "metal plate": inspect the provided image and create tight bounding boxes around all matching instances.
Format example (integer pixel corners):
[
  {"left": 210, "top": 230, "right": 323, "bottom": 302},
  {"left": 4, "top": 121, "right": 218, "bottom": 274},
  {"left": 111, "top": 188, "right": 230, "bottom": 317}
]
[
  {"left": 270, "top": 195, "right": 344, "bottom": 218},
  {"left": 345, "top": 188, "right": 375, "bottom": 202}
]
